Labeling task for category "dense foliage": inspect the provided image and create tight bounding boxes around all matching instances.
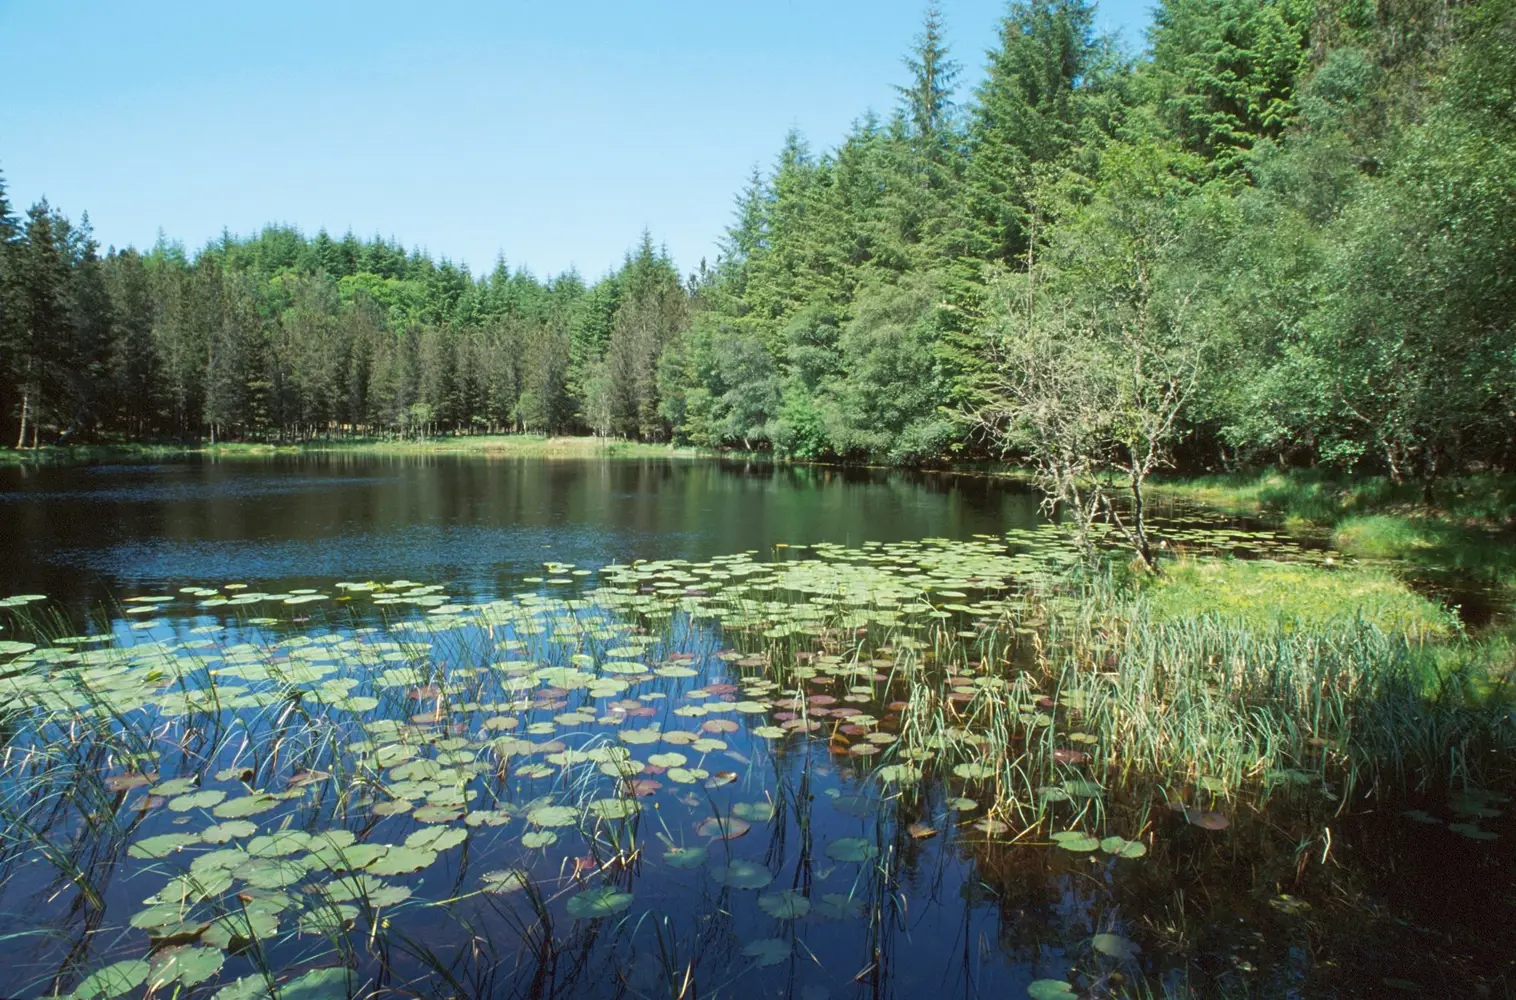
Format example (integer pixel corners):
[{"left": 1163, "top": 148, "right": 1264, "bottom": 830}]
[{"left": 1, "top": 0, "right": 1512, "bottom": 484}]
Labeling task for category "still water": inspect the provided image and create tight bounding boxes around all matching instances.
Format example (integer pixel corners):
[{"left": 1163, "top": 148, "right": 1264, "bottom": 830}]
[
  {"left": 0, "top": 456, "right": 1506, "bottom": 1000},
  {"left": 0, "top": 456, "right": 1040, "bottom": 612}
]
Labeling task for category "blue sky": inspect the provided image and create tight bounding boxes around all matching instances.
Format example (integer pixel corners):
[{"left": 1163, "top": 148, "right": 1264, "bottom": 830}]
[{"left": 0, "top": 0, "right": 1154, "bottom": 280}]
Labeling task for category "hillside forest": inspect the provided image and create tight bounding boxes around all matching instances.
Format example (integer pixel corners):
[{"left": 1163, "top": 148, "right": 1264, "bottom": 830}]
[{"left": 1, "top": 0, "right": 1512, "bottom": 490}]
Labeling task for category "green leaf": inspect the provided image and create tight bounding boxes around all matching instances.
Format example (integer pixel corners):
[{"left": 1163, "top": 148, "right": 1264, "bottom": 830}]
[
  {"left": 148, "top": 946, "right": 225, "bottom": 988},
  {"left": 1092, "top": 932, "right": 1140, "bottom": 960},
  {"left": 128, "top": 833, "right": 198, "bottom": 859},
  {"left": 70, "top": 959, "right": 150, "bottom": 999},
  {"left": 527, "top": 805, "right": 578, "bottom": 827},
  {"left": 201, "top": 820, "right": 258, "bottom": 844},
  {"left": 405, "top": 825, "right": 467, "bottom": 852},
  {"left": 711, "top": 859, "right": 772, "bottom": 889},
  {"left": 565, "top": 885, "right": 634, "bottom": 918},
  {"left": 1099, "top": 836, "right": 1146, "bottom": 859},
  {"left": 367, "top": 846, "right": 438, "bottom": 875},
  {"left": 758, "top": 889, "right": 811, "bottom": 919},
  {"left": 743, "top": 938, "right": 790, "bottom": 967},
  {"left": 169, "top": 789, "right": 228, "bottom": 812}
]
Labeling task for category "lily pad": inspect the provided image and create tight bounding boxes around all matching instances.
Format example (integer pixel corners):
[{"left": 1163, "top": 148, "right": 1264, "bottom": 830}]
[
  {"left": 1051, "top": 830, "right": 1101, "bottom": 852},
  {"left": 664, "top": 845, "right": 708, "bottom": 869},
  {"left": 1092, "top": 932, "right": 1140, "bottom": 960},
  {"left": 148, "top": 946, "right": 224, "bottom": 988},
  {"left": 522, "top": 830, "right": 559, "bottom": 849},
  {"left": 405, "top": 826, "right": 467, "bottom": 852},
  {"left": 566, "top": 885, "right": 634, "bottom": 919},
  {"left": 527, "top": 805, "right": 578, "bottom": 827},
  {"left": 128, "top": 833, "right": 198, "bottom": 859},
  {"left": 482, "top": 869, "right": 531, "bottom": 894},
  {"left": 743, "top": 938, "right": 790, "bottom": 967},
  {"left": 824, "top": 837, "right": 878, "bottom": 863},
  {"left": 168, "top": 789, "right": 227, "bottom": 812},
  {"left": 711, "top": 859, "right": 773, "bottom": 889},
  {"left": 280, "top": 968, "right": 350, "bottom": 1000},
  {"left": 70, "top": 959, "right": 150, "bottom": 999},
  {"left": 366, "top": 846, "right": 438, "bottom": 875},
  {"left": 201, "top": 820, "right": 258, "bottom": 844},
  {"left": 758, "top": 889, "right": 811, "bottom": 919},
  {"left": 696, "top": 815, "right": 751, "bottom": 840},
  {"left": 731, "top": 801, "right": 776, "bottom": 822},
  {"left": 1099, "top": 836, "right": 1146, "bottom": 859}
]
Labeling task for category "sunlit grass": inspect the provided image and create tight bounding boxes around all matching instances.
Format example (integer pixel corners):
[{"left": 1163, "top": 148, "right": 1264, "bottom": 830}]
[{"left": 1142, "top": 558, "right": 1456, "bottom": 636}]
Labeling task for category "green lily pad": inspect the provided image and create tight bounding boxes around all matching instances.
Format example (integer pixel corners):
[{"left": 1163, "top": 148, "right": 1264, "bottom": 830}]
[
  {"left": 148, "top": 946, "right": 224, "bottom": 988},
  {"left": 824, "top": 837, "right": 878, "bottom": 863},
  {"left": 522, "top": 830, "right": 558, "bottom": 849},
  {"left": 731, "top": 801, "right": 776, "bottom": 822},
  {"left": 1449, "top": 822, "right": 1499, "bottom": 840},
  {"left": 327, "top": 873, "right": 412, "bottom": 907},
  {"left": 1051, "top": 830, "right": 1101, "bottom": 853},
  {"left": 1092, "top": 932, "right": 1140, "bottom": 960},
  {"left": 711, "top": 859, "right": 773, "bottom": 889},
  {"left": 1099, "top": 836, "right": 1146, "bottom": 859},
  {"left": 743, "top": 938, "right": 790, "bottom": 967},
  {"left": 758, "top": 889, "right": 811, "bottom": 919},
  {"left": 565, "top": 885, "right": 634, "bottom": 918},
  {"left": 1027, "top": 981, "right": 1076, "bottom": 1000},
  {"left": 168, "top": 789, "right": 227, "bottom": 812},
  {"left": 201, "top": 820, "right": 258, "bottom": 844},
  {"left": 202, "top": 902, "right": 280, "bottom": 949},
  {"left": 213, "top": 794, "right": 279, "bottom": 818},
  {"left": 588, "top": 797, "right": 639, "bottom": 820},
  {"left": 527, "top": 805, "right": 578, "bottom": 827},
  {"left": 814, "top": 893, "right": 868, "bottom": 921},
  {"left": 405, "top": 826, "right": 467, "bottom": 852},
  {"left": 367, "top": 846, "right": 438, "bottom": 875},
  {"left": 280, "top": 967, "right": 350, "bottom": 1000},
  {"left": 664, "top": 845, "right": 708, "bottom": 869},
  {"left": 128, "top": 833, "right": 198, "bottom": 859},
  {"left": 70, "top": 959, "right": 150, "bottom": 999},
  {"left": 482, "top": 869, "right": 531, "bottom": 894}
]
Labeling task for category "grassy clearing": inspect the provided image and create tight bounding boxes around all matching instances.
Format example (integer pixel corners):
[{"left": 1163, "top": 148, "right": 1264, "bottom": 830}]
[
  {"left": 1153, "top": 468, "right": 1516, "bottom": 528},
  {"left": 1141, "top": 558, "right": 1456, "bottom": 636},
  {"left": 0, "top": 434, "right": 701, "bottom": 466}
]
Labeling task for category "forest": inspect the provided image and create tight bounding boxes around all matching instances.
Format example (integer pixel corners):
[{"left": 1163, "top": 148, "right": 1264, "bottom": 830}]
[{"left": 1, "top": 0, "right": 1512, "bottom": 487}]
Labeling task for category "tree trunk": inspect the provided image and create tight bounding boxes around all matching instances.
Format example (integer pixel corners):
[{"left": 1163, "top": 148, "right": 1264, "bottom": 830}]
[
  {"left": 1129, "top": 473, "right": 1156, "bottom": 571},
  {"left": 15, "top": 388, "right": 29, "bottom": 449}
]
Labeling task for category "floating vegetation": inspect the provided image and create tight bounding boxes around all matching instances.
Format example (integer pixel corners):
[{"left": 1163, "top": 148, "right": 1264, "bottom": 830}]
[{"left": 0, "top": 525, "right": 1510, "bottom": 997}]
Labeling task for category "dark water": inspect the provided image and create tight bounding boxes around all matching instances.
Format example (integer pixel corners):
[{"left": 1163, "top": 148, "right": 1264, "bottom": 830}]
[
  {"left": 0, "top": 456, "right": 1041, "bottom": 614},
  {"left": 0, "top": 457, "right": 1509, "bottom": 1000}
]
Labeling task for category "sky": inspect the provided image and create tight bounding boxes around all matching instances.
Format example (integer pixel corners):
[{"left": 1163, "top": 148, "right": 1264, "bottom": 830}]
[{"left": 0, "top": 0, "right": 1155, "bottom": 281}]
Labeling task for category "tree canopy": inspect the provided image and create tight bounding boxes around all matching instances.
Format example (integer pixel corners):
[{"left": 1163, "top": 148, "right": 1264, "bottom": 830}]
[{"left": 2, "top": 0, "right": 1511, "bottom": 486}]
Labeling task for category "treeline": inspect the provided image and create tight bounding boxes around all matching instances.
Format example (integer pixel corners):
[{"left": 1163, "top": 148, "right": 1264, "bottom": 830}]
[{"left": 2, "top": 0, "right": 1513, "bottom": 482}]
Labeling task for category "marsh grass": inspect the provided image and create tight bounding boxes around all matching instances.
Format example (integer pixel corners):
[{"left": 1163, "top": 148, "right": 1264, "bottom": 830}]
[{"left": 1140, "top": 558, "right": 1456, "bottom": 636}]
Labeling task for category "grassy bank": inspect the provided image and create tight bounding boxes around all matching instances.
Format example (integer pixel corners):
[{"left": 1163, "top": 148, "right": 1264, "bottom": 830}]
[
  {"left": 0, "top": 434, "right": 703, "bottom": 465},
  {"left": 1152, "top": 470, "right": 1516, "bottom": 603}
]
